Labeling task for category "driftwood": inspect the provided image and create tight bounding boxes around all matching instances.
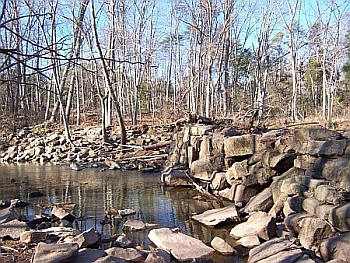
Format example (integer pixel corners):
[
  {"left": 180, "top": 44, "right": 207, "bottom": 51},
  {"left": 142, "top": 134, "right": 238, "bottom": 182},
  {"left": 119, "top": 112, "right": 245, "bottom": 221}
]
[
  {"left": 143, "top": 141, "right": 171, "bottom": 150},
  {"left": 185, "top": 172, "right": 221, "bottom": 202}
]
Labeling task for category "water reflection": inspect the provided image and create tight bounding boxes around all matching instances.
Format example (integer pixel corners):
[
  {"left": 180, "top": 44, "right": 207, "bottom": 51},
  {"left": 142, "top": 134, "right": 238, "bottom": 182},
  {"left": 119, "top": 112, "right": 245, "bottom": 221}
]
[{"left": 0, "top": 163, "right": 246, "bottom": 262}]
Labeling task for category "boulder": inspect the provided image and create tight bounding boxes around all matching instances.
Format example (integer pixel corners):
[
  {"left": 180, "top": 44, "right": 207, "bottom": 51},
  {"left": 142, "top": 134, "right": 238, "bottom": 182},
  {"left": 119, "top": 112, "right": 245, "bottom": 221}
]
[
  {"left": 113, "top": 235, "right": 133, "bottom": 248},
  {"left": 148, "top": 228, "right": 214, "bottom": 261},
  {"left": 64, "top": 228, "right": 99, "bottom": 248},
  {"left": 161, "top": 168, "right": 191, "bottom": 186},
  {"left": 210, "top": 236, "right": 236, "bottom": 255},
  {"left": 262, "top": 151, "right": 296, "bottom": 172},
  {"left": 298, "top": 216, "right": 335, "bottom": 249},
  {"left": 226, "top": 160, "right": 248, "bottom": 184},
  {"left": 118, "top": 209, "right": 136, "bottom": 216},
  {"left": 224, "top": 134, "right": 254, "bottom": 157},
  {"left": 0, "top": 219, "right": 28, "bottom": 239},
  {"left": 123, "top": 219, "right": 146, "bottom": 231},
  {"left": 0, "top": 207, "right": 18, "bottom": 224},
  {"left": 314, "top": 184, "right": 347, "bottom": 205},
  {"left": 237, "top": 235, "right": 260, "bottom": 248},
  {"left": 319, "top": 232, "right": 350, "bottom": 262},
  {"left": 284, "top": 212, "right": 315, "bottom": 234},
  {"left": 199, "top": 135, "right": 212, "bottom": 160},
  {"left": 320, "top": 157, "right": 350, "bottom": 191},
  {"left": 191, "top": 205, "right": 240, "bottom": 227},
  {"left": 51, "top": 206, "right": 75, "bottom": 222},
  {"left": 210, "top": 172, "right": 229, "bottom": 191},
  {"left": 32, "top": 242, "right": 79, "bottom": 263},
  {"left": 189, "top": 124, "right": 213, "bottom": 136},
  {"left": 20, "top": 230, "right": 47, "bottom": 243},
  {"left": 294, "top": 127, "right": 342, "bottom": 142},
  {"left": 298, "top": 140, "right": 347, "bottom": 157},
  {"left": 240, "top": 187, "right": 273, "bottom": 214},
  {"left": 145, "top": 250, "right": 171, "bottom": 263},
  {"left": 105, "top": 247, "right": 145, "bottom": 262},
  {"left": 230, "top": 211, "right": 276, "bottom": 241},
  {"left": 329, "top": 203, "right": 350, "bottom": 232},
  {"left": 190, "top": 159, "right": 212, "bottom": 180},
  {"left": 247, "top": 237, "right": 302, "bottom": 263},
  {"left": 73, "top": 248, "right": 107, "bottom": 263}
]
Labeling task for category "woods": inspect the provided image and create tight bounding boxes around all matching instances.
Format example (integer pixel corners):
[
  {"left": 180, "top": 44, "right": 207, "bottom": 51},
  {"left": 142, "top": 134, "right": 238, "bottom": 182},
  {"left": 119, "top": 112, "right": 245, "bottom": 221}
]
[{"left": 1, "top": 0, "right": 350, "bottom": 138}]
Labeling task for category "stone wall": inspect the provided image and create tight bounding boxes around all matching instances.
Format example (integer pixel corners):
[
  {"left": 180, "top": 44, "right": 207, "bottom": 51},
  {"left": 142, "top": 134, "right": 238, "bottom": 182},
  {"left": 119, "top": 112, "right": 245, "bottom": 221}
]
[{"left": 162, "top": 124, "right": 350, "bottom": 262}]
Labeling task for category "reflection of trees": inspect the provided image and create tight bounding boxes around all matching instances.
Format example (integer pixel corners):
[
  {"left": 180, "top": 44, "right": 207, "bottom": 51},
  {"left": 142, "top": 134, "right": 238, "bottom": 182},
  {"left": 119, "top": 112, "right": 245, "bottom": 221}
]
[{"left": 0, "top": 164, "right": 237, "bottom": 250}]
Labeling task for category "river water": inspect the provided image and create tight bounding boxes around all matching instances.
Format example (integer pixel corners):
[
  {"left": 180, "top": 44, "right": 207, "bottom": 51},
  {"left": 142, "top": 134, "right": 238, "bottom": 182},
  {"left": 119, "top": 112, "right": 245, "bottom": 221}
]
[{"left": 0, "top": 163, "right": 246, "bottom": 262}]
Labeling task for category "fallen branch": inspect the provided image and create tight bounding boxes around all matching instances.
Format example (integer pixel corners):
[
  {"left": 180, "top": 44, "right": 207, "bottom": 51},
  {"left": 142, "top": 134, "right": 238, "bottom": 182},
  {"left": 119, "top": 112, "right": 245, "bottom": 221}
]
[
  {"left": 185, "top": 172, "right": 221, "bottom": 202},
  {"left": 143, "top": 141, "right": 171, "bottom": 150}
]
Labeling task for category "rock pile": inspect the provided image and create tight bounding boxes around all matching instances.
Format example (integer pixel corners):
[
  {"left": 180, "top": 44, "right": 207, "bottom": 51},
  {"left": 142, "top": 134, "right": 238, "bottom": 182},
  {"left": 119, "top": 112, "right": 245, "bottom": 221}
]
[
  {"left": 162, "top": 124, "right": 350, "bottom": 262},
  {"left": 0, "top": 123, "right": 173, "bottom": 171}
]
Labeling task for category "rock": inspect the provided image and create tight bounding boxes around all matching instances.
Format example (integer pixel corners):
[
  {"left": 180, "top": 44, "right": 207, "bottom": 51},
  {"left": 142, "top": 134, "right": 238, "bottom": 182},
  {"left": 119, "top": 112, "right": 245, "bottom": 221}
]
[
  {"left": 319, "top": 232, "right": 350, "bottom": 262},
  {"left": 148, "top": 228, "right": 214, "bottom": 262},
  {"left": 210, "top": 172, "right": 229, "bottom": 191},
  {"left": 283, "top": 196, "right": 304, "bottom": 217},
  {"left": 320, "top": 157, "right": 350, "bottom": 191},
  {"left": 161, "top": 168, "right": 191, "bottom": 186},
  {"left": 32, "top": 242, "right": 79, "bottom": 263},
  {"left": 191, "top": 205, "right": 240, "bottom": 227},
  {"left": 328, "top": 203, "right": 350, "bottom": 232},
  {"left": 145, "top": 250, "right": 171, "bottom": 263},
  {"left": 298, "top": 216, "right": 334, "bottom": 249},
  {"left": 240, "top": 187, "right": 273, "bottom": 214},
  {"left": 210, "top": 236, "right": 236, "bottom": 255},
  {"left": 189, "top": 124, "right": 213, "bottom": 136},
  {"left": 314, "top": 185, "right": 346, "bottom": 205},
  {"left": 294, "top": 127, "right": 342, "bottom": 142},
  {"left": 237, "top": 235, "right": 260, "bottom": 248},
  {"left": 226, "top": 160, "right": 248, "bottom": 184},
  {"left": 105, "top": 159, "right": 120, "bottom": 170},
  {"left": 73, "top": 248, "right": 107, "bottom": 263},
  {"left": 298, "top": 140, "right": 347, "bottom": 157},
  {"left": 262, "top": 151, "right": 296, "bottom": 172},
  {"left": 224, "top": 134, "right": 254, "bottom": 157},
  {"left": 113, "top": 235, "right": 133, "bottom": 248},
  {"left": 70, "top": 162, "right": 83, "bottom": 171},
  {"left": 20, "top": 230, "right": 47, "bottom": 243},
  {"left": 118, "top": 209, "right": 136, "bottom": 216},
  {"left": 0, "top": 219, "right": 28, "bottom": 239},
  {"left": 284, "top": 212, "right": 314, "bottom": 234},
  {"left": 51, "top": 206, "right": 75, "bottom": 222},
  {"left": 30, "top": 190, "right": 44, "bottom": 197},
  {"left": 123, "top": 219, "right": 146, "bottom": 231},
  {"left": 64, "top": 228, "right": 99, "bottom": 248},
  {"left": 247, "top": 237, "right": 301, "bottom": 263},
  {"left": 250, "top": 249, "right": 313, "bottom": 263},
  {"left": 93, "top": 256, "right": 116, "bottom": 263},
  {"left": 105, "top": 247, "right": 145, "bottom": 262},
  {"left": 0, "top": 207, "right": 18, "bottom": 224},
  {"left": 190, "top": 159, "right": 212, "bottom": 180},
  {"left": 230, "top": 211, "right": 276, "bottom": 241}
]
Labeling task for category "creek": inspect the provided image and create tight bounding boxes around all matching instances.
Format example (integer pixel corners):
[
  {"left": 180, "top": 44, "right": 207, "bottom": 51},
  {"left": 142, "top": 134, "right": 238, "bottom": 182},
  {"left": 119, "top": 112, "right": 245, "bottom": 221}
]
[{"left": 0, "top": 163, "right": 246, "bottom": 262}]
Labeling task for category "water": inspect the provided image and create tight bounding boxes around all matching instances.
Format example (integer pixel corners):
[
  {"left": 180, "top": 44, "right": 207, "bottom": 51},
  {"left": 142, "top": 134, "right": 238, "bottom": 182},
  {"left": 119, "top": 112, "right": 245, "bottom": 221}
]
[{"left": 0, "top": 163, "right": 247, "bottom": 262}]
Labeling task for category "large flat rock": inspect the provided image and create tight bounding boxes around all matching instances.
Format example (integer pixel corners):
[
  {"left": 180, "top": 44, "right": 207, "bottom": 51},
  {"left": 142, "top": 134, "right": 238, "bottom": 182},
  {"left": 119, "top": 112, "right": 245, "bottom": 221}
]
[
  {"left": 148, "top": 228, "right": 214, "bottom": 262},
  {"left": 191, "top": 205, "right": 239, "bottom": 227},
  {"left": 230, "top": 211, "right": 276, "bottom": 241}
]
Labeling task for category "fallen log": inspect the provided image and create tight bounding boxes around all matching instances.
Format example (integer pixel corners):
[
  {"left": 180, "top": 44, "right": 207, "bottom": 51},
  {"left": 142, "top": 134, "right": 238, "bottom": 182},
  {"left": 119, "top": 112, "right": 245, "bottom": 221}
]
[{"left": 143, "top": 141, "right": 171, "bottom": 150}]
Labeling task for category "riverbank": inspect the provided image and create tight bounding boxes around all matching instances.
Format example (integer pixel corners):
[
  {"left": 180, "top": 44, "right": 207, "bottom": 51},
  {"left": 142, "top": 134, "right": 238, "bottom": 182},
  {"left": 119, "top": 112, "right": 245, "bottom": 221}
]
[{"left": 0, "top": 121, "right": 177, "bottom": 172}]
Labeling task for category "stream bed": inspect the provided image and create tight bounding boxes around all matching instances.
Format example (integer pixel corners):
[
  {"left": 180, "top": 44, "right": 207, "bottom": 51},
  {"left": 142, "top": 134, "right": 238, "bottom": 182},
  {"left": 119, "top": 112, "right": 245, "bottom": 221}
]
[{"left": 0, "top": 163, "right": 247, "bottom": 262}]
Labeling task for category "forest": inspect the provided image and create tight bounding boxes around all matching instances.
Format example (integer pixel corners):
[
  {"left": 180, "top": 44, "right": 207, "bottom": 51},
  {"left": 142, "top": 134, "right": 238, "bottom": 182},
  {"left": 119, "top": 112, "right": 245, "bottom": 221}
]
[{"left": 1, "top": 0, "right": 350, "bottom": 141}]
